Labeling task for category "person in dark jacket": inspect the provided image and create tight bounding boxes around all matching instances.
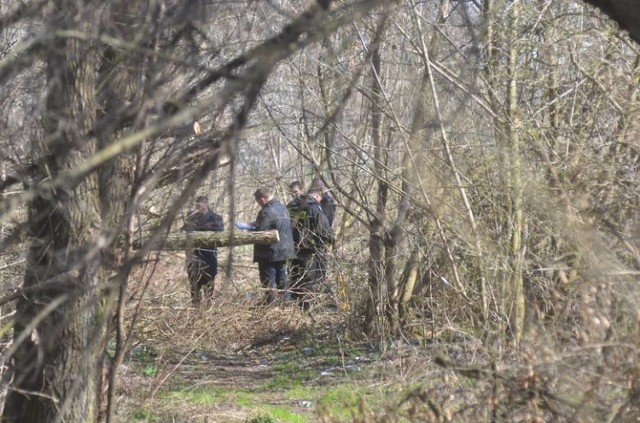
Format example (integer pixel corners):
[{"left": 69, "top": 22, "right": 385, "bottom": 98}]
[
  {"left": 289, "top": 187, "right": 334, "bottom": 309},
  {"left": 253, "top": 187, "right": 295, "bottom": 304},
  {"left": 288, "top": 180, "right": 304, "bottom": 200},
  {"left": 182, "top": 196, "right": 224, "bottom": 307},
  {"left": 310, "top": 176, "right": 337, "bottom": 227},
  {"left": 286, "top": 180, "right": 306, "bottom": 241}
]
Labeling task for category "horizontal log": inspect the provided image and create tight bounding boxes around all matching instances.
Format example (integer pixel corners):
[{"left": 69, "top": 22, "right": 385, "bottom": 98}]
[{"left": 132, "top": 230, "right": 279, "bottom": 250}]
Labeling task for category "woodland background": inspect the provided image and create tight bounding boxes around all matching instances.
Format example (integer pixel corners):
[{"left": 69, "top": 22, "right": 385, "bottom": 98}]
[{"left": 0, "top": 0, "right": 639, "bottom": 422}]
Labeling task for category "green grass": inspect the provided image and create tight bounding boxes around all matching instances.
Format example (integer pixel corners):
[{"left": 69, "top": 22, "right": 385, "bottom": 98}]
[
  {"left": 317, "top": 384, "right": 364, "bottom": 419},
  {"left": 158, "top": 381, "right": 376, "bottom": 421},
  {"left": 132, "top": 408, "right": 157, "bottom": 421},
  {"left": 162, "top": 386, "right": 310, "bottom": 422},
  {"left": 285, "top": 385, "right": 315, "bottom": 399},
  {"left": 234, "top": 390, "right": 259, "bottom": 406},
  {"left": 264, "top": 361, "right": 316, "bottom": 389},
  {"left": 142, "top": 363, "right": 157, "bottom": 376},
  {"left": 262, "top": 406, "right": 307, "bottom": 423},
  {"left": 261, "top": 373, "right": 302, "bottom": 390},
  {"left": 150, "top": 342, "right": 387, "bottom": 422},
  {"left": 319, "top": 385, "right": 360, "bottom": 405},
  {"left": 166, "top": 387, "right": 224, "bottom": 405}
]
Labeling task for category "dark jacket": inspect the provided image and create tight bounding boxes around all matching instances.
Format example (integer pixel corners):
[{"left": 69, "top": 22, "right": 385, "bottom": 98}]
[
  {"left": 253, "top": 199, "right": 295, "bottom": 262},
  {"left": 182, "top": 210, "right": 224, "bottom": 271},
  {"left": 287, "top": 196, "right": 305, "bottom": 245},
  {"left": 291, "top": 195, "right": 334, "bottom": 255},
  {"left": 320, "top": 191, "right": 337, "bottom": 227}
]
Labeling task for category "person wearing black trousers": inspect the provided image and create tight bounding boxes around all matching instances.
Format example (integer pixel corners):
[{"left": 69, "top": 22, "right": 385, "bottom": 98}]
[
  {"left": 288, "top": 187, "right": 334, "bottom": 310},
  {"left": 252, "top": 187, "right": 295, "bottom": 304},
  {"left": 182, "top": 195, "right": 224, "bottom": 307}
]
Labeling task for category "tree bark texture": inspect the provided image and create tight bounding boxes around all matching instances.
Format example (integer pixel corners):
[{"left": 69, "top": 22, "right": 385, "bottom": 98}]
[
  {"left": 365, "top": 36, "right": 389, "bottom": 338},
  {"left": 2, "top": 1, "right": 135, "bottom": 421},
  {"left": 505, "top": 1, "right": 526, "bottom": 345},
  {"left": 3, "top": 13, "right": 107, "bottom": 423}
]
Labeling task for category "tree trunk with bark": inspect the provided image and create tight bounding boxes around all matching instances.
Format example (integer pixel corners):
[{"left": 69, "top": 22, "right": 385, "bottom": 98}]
[
  {"left": 3, "top": 5, "right": 109, "bottom": 421},
  {"left": 505, "top": 1, "right": 526, "bottom": 345},
  {"left": 365, "top": 35, "right": 389, "bottom": 338},
  {"left": 2, "top": 1, "right": 142, "bottom": 421}
]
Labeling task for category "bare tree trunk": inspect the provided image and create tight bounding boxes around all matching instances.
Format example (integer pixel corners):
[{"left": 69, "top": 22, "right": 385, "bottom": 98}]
[
  {"left": 505, "top": 1, "right": 526, "bottom": 345},
  {"left": 3, "top": 5, "right": 109, "bottom": 421},
  {"left": 365, "top": 37, "right": 388, "bottom": 338},
  {"left": 98, "top": 3, "right": 151, "bottom": 420},
  {"left": 398, "top": 248, "right": 420, "bottom": 321},
  {"left": 1, "top": 1, "right": 150, "bottom": 420}
]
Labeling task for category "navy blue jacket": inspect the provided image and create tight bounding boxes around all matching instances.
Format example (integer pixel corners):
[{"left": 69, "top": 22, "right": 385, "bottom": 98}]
[
  {"left": 182, "top": 210, "right": 224, "bottom": 272},
  {"left": 253, "top": 199, "right": 295, "bottom": 262},
  {"left": 320, "top": 191, "right": 337, "bottom": 227},
  {"left": 290, "top": 195, "right": 334, "bottom": 254}
]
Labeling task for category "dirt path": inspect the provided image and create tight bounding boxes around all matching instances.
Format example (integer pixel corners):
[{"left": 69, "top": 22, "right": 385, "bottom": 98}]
[
  {"left": 116, "top": 303, "right": 397, "bottom": 423},
  {"left": 118, "top": 257, "right": 437, "bottom": 422}
]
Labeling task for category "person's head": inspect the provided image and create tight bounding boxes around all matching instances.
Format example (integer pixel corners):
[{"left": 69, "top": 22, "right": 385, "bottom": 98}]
[
  {"left": 254, "top": 187, "right": 274, "bottom": 207},
  {"left": 307, "top": 186, "right": 323, "bottom": 203},
  {"left": 310, "top": 176, "right": 325, "bottom": 190},
  {"left": 289, "top": 180, "right": 303, "bottom": 198},
  {"left": 194, "top": 195, "right": 209, "bottom": 212}
]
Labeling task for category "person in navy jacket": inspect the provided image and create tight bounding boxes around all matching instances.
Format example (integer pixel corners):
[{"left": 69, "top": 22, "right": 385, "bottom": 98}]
[
  {"left": 288, "top": 187, "right": 334, "bottom": 310},
  {"left": 252, "top": 187, "right": 295, "bottom": 304},
  {"left": 182, "top": 195, "right": 224, "bottom": 306}
]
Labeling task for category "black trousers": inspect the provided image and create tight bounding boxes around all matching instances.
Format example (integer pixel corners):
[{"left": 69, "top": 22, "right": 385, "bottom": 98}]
[
  {"left": 257, "top": 260, "right": 289, "bottom": 303},
  {"left": 187, "top": 256, "right": 217, "bottom": 306},
  {"left": 289, "top": 252, "right": 326, "bottom": 307}
]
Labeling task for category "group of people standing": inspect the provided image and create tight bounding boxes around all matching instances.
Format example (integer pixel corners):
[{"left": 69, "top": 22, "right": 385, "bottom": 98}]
[
  {"left": 286, "top": 181, "right": 335, "bottom": 308},
  {"left": 182, "top": 178, "right": 336, "bottom": 310},
  {"left": 252, "top": 179, "right": 335, "bottom": 309}
]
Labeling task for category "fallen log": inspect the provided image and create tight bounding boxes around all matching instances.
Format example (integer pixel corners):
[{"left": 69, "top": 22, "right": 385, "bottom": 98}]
[{"left": 132, "top": 230, "right": 279, "bottom": 250}]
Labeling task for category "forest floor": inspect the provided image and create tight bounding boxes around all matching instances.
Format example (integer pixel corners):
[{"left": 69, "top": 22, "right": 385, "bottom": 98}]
[{"left": 115, "top": 252, "right": 476, "bottom": 423}]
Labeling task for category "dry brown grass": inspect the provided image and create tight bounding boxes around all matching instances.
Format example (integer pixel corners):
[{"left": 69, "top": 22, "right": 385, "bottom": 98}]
[
  {"left": 127, "top": 250, "right": 326, "bottom": 348},
  {"left": 110, "top": 247, "right": 640, "bottom": 422},
  {"left": 114, "top": 250, "right": 359, "bottom": 422},
  {"left": 2, "top": 241, "right": 635, "bottom": 422}
]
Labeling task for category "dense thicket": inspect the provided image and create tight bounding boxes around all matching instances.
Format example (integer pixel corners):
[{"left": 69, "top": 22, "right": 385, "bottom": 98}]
[{"left": 0, "top": 1, "right": 638, "bottom": 421}]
